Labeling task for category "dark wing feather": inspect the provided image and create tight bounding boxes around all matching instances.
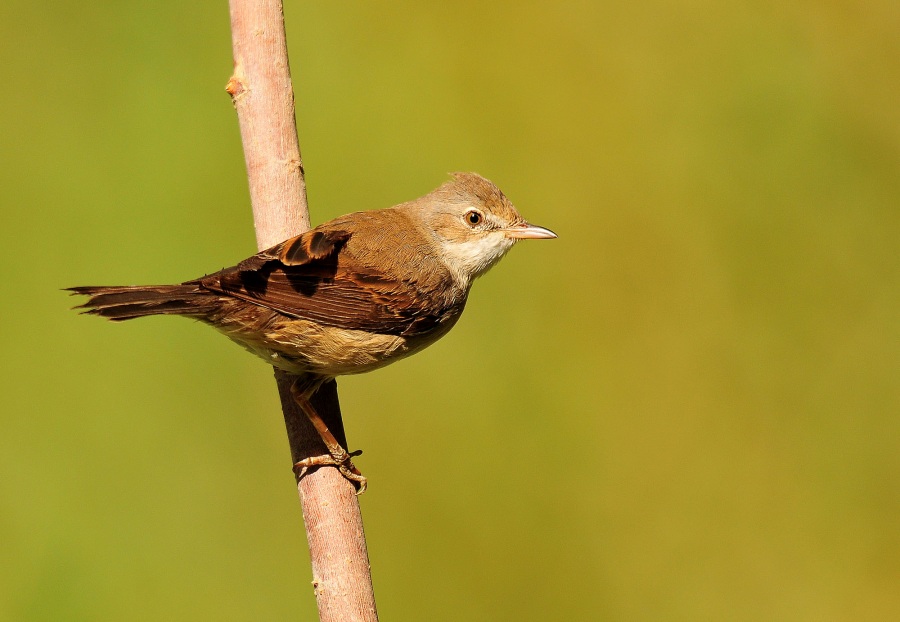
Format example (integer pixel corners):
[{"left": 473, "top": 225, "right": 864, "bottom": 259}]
[
  {"left": 278, "top": 229, "right": 352, "bottom": 265},
  {"left": 194, "top": 227, "right": 459, "bottom": 336},
  {"left": 232, "top": 228, "right": 351, "bottom": 272}
]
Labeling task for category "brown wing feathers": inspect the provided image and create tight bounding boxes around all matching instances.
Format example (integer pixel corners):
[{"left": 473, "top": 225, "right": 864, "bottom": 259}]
[
  {"left": 279, "top": 229, "right": 351, "bottom": 265},
  {"left": 70, "top": 226, "right": 459, "bottom": 335},
  {"left": 197, "top": 228, "right": 456, "bottom": 337}
]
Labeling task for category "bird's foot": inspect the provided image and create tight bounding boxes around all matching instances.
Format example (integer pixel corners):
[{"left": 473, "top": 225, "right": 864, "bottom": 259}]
[{"left": 294, "top": 448, "right": 367, "bottom": 494}]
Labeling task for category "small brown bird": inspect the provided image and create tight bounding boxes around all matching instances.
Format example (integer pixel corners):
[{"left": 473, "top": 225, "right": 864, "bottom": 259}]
[{"left": 69, "top": 173, "right": 556, "bottom": 491}]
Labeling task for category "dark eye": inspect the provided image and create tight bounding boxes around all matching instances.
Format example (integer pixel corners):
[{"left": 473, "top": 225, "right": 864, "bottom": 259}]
[{"left": 465, "top": 210, "right": 483, "bottom": 226}]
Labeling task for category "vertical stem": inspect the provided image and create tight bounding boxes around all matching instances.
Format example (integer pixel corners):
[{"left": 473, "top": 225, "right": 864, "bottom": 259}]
[
  {"left": 226, "top": 0, "right": 308, "bottom": 248},
  {"left": 226, "top": 2, "right": 378, "bottom": 620}
]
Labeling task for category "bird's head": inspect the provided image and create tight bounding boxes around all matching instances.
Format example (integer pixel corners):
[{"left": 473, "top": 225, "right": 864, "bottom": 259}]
[{"left": 413, "top": 172, "right": 556, "bottom": 285}]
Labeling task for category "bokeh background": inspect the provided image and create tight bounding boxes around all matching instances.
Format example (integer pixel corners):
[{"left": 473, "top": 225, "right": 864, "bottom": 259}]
[{"left": 2, "top": 1, "right": 898, "bottom": 620}]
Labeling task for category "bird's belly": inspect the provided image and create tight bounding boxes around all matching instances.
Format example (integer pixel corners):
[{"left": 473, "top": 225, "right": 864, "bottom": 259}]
[
  {"left": 210, "top": 306, "right": 458, "bottom": 377},
  {"left": 266, "top": 321, "right": 417, "bottom": 376}
]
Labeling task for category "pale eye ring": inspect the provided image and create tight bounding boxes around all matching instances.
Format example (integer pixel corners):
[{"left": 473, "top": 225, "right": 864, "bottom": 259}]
[{"left": 465, "top": 209, "right": 483, "bottom": 226}]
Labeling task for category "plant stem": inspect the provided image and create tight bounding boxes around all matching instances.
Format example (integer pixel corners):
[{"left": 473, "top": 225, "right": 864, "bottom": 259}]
[{"left": 226, "top": 2, "right": 378, "bottom": 620}]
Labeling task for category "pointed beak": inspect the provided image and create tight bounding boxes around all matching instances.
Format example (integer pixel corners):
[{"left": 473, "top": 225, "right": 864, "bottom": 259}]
[{"left": 503, "top": 222, "right": 558, "bottom": 240}]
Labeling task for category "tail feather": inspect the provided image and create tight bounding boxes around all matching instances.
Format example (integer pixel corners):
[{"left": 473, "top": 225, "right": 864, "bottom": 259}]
[{"left": 67, "top": 284, "right": 218, "bottom": 321}]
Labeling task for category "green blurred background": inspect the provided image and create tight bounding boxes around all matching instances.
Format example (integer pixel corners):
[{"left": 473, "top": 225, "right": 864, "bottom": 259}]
[{"left": 2, "top": 1, "right": 898, "bottom": 620}]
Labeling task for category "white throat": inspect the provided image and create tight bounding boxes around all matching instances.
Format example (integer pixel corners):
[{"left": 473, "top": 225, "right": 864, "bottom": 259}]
[{"left": 438, "top": 234, "right": 515, "bottom": 286}]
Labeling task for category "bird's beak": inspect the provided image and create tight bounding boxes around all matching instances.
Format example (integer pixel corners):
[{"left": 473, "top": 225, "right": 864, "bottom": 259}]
[{"left": 503, "top": 222, "right": 558, "bottom": 239}]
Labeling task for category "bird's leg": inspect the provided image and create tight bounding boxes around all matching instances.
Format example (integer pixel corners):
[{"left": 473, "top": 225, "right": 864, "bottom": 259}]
[{"left": 290, "top": 379, "right": 367, "bottom": 494}]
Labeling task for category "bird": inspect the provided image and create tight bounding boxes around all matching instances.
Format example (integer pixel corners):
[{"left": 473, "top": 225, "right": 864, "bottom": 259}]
[{"left": 68, "top": 173, "right": 557, "bottom": 492}]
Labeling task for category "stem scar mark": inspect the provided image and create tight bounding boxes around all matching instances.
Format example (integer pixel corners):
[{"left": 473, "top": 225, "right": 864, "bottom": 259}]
[{"left": 225, "top": 75, "right": 248, "bottom": 102}]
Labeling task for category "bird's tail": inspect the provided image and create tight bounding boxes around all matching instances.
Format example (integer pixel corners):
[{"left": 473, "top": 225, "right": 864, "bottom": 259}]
[{"left": 67, "top": 284, "right": 218, "bottom": 321}]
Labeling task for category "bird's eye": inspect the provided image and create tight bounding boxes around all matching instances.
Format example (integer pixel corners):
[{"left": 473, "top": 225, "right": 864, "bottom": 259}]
[{"left": 465, "top": 210, "right": 483, "bottom": 226}]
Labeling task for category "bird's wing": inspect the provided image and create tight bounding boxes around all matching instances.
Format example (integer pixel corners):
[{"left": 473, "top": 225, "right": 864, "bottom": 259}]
[{"left": 194, "top": 226, "right": 458, "bottom": 336}]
